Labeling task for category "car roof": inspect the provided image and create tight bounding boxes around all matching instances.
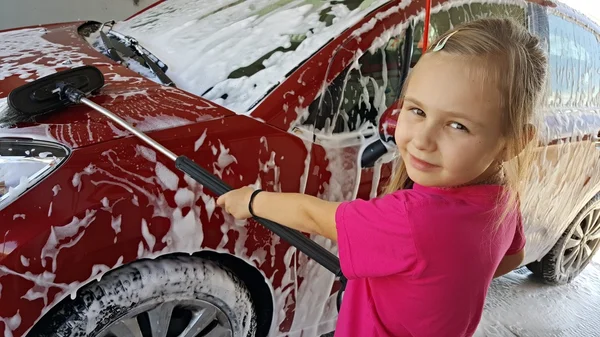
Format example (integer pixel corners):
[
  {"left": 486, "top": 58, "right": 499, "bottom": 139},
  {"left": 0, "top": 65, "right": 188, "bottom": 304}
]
[
  {"left": 551, "top": 1, "right": 600, "bottom": 35},
  {"left": 114, "top": 0, "right": 392, "bottom": 115}
]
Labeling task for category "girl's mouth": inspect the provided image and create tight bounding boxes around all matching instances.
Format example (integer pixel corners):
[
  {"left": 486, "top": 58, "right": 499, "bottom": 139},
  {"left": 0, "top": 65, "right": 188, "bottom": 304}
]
[{"left": 409, "top": 154, "right": 439, "bottom": 171}]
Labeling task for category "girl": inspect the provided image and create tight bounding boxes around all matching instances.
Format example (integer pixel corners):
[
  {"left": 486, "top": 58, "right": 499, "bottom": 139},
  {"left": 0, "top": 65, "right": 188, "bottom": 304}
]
[{"left": 217, "top": 17, "right": 548, "bottom": 337}]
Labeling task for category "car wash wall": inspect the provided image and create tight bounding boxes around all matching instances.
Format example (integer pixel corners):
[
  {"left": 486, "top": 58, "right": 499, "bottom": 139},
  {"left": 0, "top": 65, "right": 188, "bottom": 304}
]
[{"left": 0, "top": 0, "right": 159, "bottom": 31}]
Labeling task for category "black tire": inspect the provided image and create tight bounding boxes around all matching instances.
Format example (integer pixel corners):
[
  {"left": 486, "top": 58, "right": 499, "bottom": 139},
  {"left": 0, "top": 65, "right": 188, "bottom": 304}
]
[
  {"left": 29, "top": 255, "right": 257, "bottom": 337},
  {"left": 527, "top": 194, "right": 600, "bottom": 285}
]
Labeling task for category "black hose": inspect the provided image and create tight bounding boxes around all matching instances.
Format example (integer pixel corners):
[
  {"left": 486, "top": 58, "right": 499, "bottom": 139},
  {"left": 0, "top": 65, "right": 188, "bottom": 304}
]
[{"left": 175, "top": 156, "right": 346, "bottom": 278}]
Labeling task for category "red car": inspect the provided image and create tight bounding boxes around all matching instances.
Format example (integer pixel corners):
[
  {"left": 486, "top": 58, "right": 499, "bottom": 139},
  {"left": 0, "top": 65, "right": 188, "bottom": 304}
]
[{"left": 1, "top": 1, "right": 599, "bottom": 336}]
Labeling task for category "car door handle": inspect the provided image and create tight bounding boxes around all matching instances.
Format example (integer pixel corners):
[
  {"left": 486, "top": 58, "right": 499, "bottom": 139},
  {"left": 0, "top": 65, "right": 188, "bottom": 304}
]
[
  {"left": 593, "top": 136, "right": 600, "bottom": 150},
  {"left": 593, "top": 132, "right": 600, "bottom": 150}
]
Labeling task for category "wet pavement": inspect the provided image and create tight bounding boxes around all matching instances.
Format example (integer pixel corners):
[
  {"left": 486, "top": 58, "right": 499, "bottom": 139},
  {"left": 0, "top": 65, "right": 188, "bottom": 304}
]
[
  {"left": 476, "top": 254, "right": 600, "bottom": 336},
  {"left": 320, "top": 254, "right": 600, "bottom": 337},
  {"left": 322, "top": 254, "right": 600, "bottom": 337}
]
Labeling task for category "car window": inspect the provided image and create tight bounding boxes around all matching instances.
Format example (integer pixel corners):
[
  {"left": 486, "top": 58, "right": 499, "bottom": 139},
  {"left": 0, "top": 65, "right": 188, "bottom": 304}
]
[
  {"left": 301, "top": 1, "right": 528, "bottom": 136},
  {"left": 302, "top": 34, "right": 406, "bottom": 134},
  {"left": 547, "top": 13, "right": 600, "bottom": 108},
  {"left": 411, "top": 2, "right": 527, "bottom": 66}
]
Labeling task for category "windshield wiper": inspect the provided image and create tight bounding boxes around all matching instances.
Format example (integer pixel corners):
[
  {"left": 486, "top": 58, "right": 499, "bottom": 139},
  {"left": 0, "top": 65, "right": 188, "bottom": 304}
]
[
  {"left": 99, "top": 23, "right": 126, "bottom": 63},
  {"left": 99, "top": 21, "right": 174, "bottom": 86}
]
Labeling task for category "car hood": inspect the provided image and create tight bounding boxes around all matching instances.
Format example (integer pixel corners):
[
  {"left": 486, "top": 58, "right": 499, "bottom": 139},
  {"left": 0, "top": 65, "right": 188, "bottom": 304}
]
[
  {"left": 114, "top": 0, "right": 391, "bottom": 114},
  {"left": 0, "top": 22, "right": 232, "bottom": 149}
]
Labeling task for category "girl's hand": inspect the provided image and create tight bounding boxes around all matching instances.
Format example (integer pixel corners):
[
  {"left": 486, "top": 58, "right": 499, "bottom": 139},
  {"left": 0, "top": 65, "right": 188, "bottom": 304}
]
[
  {"left": 217, "top": 187, "right": 340, "bottom": 241},
  {"left": 216, "top": 186, "right": 255, "bottom": 220}
]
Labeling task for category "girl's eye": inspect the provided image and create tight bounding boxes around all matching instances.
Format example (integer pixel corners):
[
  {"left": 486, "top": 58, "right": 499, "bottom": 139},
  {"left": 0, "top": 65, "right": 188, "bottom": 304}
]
[
  {"left": 450, "top": 122, "right": 469, "bottom": 132},
  {"left": 410, "top": 108, "right": 425, "bottom": 117}
]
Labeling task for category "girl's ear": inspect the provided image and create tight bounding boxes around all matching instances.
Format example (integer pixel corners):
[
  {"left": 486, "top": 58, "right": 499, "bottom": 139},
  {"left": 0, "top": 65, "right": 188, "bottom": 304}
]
[
  {"left": 524, "top": 124, "right": 537, "bottom": 144},
  {"left": 497, "top": 143, "right": 509, "bottom": 163},
  {"left": 518, "top": 124, "right": 537, "bottom": 153},
  {"left": 500, "top": 124, "right": 537, "bottom": 162}
]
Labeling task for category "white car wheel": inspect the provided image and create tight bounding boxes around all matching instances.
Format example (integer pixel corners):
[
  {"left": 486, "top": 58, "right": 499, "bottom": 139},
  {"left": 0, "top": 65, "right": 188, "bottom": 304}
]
[{"left": 527, "top": 194, "right": 600, "bottom": 285}]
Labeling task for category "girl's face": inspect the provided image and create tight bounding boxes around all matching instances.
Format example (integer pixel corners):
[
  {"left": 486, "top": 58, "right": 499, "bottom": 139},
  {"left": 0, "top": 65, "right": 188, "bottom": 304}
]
[{"left": 395, "top": 52, "right": 507, "bottom": 187}]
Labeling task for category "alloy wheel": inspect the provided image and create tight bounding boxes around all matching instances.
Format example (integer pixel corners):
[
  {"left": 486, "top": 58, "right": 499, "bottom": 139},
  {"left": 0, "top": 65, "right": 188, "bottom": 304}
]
[{"left": 98, "top": 299, "right": 233, "bottom": 337}]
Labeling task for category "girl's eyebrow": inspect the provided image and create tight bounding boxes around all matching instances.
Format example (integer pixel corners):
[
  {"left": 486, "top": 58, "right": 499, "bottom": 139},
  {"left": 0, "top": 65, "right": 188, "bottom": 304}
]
[
  {"left": 404, "top": 96, "right": 484, "bottom": 128},
  {"left": 404, "top": 96, "right": 425, "bottom": 107}
]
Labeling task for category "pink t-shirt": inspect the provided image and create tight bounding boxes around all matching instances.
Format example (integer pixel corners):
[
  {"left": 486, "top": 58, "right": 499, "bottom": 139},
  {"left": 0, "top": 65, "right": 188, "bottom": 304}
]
[{"left": 334, "top": 183, "right": 525, "bottom": 337}]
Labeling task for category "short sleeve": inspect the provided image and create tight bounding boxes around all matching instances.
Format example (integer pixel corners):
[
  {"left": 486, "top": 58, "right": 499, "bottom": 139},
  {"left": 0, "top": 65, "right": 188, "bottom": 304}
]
[
  {"left": 335, "top": 193, "right": 419, "bottom": 279},
  {"left": 506, "top": 215, "right": 526, "bottom": 255}
]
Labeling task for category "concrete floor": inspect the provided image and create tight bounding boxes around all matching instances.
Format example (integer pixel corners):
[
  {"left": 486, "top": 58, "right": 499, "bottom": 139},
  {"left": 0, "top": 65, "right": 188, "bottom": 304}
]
[{"left": 476, "top": 253, "right": 600, "bottom": 337}]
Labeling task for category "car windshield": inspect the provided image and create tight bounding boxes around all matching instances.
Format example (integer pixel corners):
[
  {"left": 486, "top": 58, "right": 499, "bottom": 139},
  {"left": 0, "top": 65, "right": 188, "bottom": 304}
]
[{"left": 114, "top": 0, "right": 390, "bottom": 115}]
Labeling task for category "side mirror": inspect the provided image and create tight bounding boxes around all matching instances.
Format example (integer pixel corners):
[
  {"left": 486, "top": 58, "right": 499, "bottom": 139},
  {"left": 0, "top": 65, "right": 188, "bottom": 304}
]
[
  {"left": 379, "top": 101, "right": 400, "bottom": 143},
  {"left": 361, "top": 102, "right": 401, "bottom": 168}
]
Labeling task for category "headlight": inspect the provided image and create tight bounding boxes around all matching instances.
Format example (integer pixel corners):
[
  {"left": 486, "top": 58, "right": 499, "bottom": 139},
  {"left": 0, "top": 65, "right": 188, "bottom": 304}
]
[{"left": 0, "top": 138, "right": 70, "bottom": 210}]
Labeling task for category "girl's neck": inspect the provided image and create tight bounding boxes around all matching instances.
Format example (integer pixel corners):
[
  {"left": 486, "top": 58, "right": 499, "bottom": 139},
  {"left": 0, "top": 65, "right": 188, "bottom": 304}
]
[
  {"left": 406, "top": 165, "right": 506, "bottom": 190},
  {"left": 455, "top": 165, "right": 506, "bottom": 188}
]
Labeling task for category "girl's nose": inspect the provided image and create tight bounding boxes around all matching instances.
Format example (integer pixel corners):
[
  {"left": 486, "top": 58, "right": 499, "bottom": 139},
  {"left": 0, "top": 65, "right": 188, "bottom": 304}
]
[{"left": 412, "top": 123, "right": 438, "bottom": 152}]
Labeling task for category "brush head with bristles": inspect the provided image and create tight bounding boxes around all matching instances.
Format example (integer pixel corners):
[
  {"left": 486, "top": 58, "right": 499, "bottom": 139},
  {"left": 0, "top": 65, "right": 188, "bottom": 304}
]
[
  {"left": 0, "top": 98, "right": 50, "bottom": 126},
  {"left": 0, "top": 65, "right": 105, "bottom": 127}
]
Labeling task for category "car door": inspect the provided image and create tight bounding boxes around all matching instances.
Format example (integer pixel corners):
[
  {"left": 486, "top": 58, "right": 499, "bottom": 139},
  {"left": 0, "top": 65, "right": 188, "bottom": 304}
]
[
  {"left": 285, "top": 2, "right": 415, "bottom": 333},
  {"left": 519, "top": 3, "right": 600, "bottom": 265}
]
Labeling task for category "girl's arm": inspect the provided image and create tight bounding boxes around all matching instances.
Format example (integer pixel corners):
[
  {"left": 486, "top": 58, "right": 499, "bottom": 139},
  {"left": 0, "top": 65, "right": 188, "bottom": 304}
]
[
  {"left": 216, "top": 187, "right": 342, "bottom": 241},
  {"left": 493, "top": 249, "right": 525, "bottom": 278}
]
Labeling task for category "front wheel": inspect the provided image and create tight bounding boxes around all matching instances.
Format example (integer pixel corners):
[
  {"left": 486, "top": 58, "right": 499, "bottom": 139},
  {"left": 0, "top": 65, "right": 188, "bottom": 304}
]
[
  {"left": 527, "top": 194, "right": 600, "bottom": 285},
  {"left": 29, "top": 255, "right": 257, "bottom": 337}
]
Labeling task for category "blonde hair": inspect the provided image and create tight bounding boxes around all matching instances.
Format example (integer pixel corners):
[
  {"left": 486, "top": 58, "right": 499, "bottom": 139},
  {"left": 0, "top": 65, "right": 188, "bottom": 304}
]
[{"left": 385, "top": 18, "right": 548, "bottom": 226}]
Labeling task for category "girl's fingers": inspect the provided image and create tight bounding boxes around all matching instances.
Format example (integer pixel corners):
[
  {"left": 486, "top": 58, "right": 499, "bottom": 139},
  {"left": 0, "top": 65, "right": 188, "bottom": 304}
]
[
  {"left": 216, "top": 188, "right": 253, "bottom": 218},
  {"left": 216, "top": 196, "right": 226, "bottom": 208}
]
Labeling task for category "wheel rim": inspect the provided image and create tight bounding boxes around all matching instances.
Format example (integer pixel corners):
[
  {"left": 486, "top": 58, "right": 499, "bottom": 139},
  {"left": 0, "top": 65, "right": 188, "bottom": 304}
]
[
  {"left": 97, "top": 299, "right": 233, "bottom": 337},
  {"left": 561, "top": 207, "right": 600, "bottom": 274}
]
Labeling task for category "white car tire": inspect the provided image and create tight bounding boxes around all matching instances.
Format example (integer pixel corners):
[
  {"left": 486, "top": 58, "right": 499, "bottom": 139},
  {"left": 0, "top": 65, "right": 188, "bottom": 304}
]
[{"left": 527, "top": 194, "right": 600, "bottom": 285}]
